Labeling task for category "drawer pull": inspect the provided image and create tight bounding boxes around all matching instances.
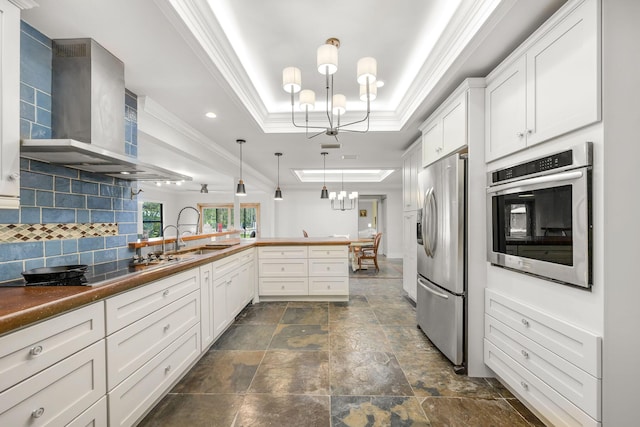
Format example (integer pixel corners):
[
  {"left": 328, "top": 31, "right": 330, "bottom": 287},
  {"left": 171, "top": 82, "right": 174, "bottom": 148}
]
[
  {"left": 327, "top": 285, "right": 331, "bottom": 289},
  {"left": 281, "top": 267, "right": 285, "bottom": 271},
  {"left": 521, "top": 318, "right": 530, "bottom": 327},
  {"left": 281, "top": 252, "right": 285, "bottom": 255},
  {"left": 163, "top": 289, "right": 170, "bottom": 297},
  {"left": 281, "top": 285, "right": 285, "bottom": 290},
  {"left": 165, "top": 365, "right": 171, "bottom": 374},
  {"left": 521, "top": 350, "right": 529, "bottom": 359},
  {"left": 164, "top": 323, "right": 171, "bottom": 332},
  {"left": 520, "top": 381, "right": 529, "bottom": 391},
  {"left": 31, "top": 407, "right": 45, "bottom": 418},
  {"left": 326, "top": 251, "right": 330, "bottom": 255},
  {"left": 326, "top": 266, "right": 330, "bottom": 271},
  {"left": 30, "top": 345, "right": 44, "bottom": 356}
]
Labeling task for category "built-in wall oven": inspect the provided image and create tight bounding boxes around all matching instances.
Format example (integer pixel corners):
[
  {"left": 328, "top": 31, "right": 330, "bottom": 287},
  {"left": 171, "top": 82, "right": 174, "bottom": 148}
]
[{"left": 487, "top": 142, "right": 593, "bottom": 289}]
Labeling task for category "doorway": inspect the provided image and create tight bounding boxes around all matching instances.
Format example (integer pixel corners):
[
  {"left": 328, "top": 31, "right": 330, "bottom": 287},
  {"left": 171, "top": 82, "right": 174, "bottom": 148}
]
[{"left": 358, "top": 196, "right": 386, "bottom": 256}]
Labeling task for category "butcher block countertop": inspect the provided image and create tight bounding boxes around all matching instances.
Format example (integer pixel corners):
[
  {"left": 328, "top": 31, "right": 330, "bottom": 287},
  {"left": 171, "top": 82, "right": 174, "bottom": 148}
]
[{"left": 0, "top": 237, "right": 351, "bottom": 336}]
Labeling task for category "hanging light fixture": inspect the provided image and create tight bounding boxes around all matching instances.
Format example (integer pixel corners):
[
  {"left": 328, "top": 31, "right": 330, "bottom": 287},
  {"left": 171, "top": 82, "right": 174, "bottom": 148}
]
[
  {"left": 320, "top": 152, "right": 329, "bottom": 199},
  {"left": 329, "top": 170, "right": 358, "bottom": 211},
  {"left": 235, "top": 139, "right": 247, "bottom": 196},
  {"left": 282, "top": 38, "right": 380, "bottom": 141},
  {"left": 273, "top": 152, "right": 283, "bottom": 200}
]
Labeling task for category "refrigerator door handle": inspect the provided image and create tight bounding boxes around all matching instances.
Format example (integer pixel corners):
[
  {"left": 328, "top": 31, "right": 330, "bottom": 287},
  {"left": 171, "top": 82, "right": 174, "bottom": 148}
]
[
  {"left": 427, "top": 188, "right": 437, "bottom": 257},
  {"left": 418, "top": 277, "right": 449, "bottom": 299}
]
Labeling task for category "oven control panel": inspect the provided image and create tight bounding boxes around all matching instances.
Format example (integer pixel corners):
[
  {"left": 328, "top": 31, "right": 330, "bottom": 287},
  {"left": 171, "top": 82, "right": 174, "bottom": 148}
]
[{"left": 492, "top": 149, "right": 573, "bottom": 184}]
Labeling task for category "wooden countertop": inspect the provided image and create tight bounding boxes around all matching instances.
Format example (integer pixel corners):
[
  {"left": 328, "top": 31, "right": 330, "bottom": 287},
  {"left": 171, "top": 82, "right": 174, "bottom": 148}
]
[{"left": 0, "top": 237, "right": 350, "bottom": 336}]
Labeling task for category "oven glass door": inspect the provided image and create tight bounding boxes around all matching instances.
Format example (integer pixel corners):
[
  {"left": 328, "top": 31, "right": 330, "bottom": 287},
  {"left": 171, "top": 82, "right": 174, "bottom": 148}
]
[
  {"left": 487, "top": 168, "right": 591, "bottom": 288},
  {"left": 492, "top": 185, "right": 573, "bottom": 266}
]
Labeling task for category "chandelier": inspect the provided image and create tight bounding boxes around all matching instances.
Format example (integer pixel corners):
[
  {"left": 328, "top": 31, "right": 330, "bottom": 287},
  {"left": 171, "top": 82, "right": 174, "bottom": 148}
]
[
  {"left": 282, "top": 38, "right": 378, "bottom": 140},
  {"left": 329, "top": 170, "right": 358, "bottom": 211}
]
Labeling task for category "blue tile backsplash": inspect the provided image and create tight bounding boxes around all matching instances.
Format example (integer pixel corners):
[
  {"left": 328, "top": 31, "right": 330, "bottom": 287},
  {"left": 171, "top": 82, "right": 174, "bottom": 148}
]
[{"left": 0, "top": 22, "right": 140, "bottom": 283}]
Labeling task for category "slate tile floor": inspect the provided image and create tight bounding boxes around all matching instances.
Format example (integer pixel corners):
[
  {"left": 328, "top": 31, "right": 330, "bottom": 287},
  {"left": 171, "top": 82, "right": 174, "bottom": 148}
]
[{"left": 140, "top": 258, "right": 544, "bottom": 427}]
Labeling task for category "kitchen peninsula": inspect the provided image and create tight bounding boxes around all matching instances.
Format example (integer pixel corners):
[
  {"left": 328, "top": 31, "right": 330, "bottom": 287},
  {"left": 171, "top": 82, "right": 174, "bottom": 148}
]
[{"left": 0, "top": 236, "right": 350, "bottom": 426}]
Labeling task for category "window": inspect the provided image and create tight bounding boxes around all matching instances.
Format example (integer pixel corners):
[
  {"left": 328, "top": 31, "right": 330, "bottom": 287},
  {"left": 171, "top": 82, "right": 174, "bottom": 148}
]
[
  {"left": 142, "top": 202, "right": 163, "bottom": 238},
  {"left": 199, "top": 203, "right": 260, "bottom": 237}
]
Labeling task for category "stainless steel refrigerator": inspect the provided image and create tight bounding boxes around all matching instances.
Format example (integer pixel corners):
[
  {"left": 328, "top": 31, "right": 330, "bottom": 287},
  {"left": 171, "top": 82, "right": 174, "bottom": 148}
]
[{"left": 416, "top": 152, "right": 466, "bottom": 370}]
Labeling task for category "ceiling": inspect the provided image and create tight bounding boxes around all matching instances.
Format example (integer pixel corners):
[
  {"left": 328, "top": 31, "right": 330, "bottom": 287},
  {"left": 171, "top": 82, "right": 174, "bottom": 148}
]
[{"left": 21, "top": 0, "right": 566, "bottom": 195}]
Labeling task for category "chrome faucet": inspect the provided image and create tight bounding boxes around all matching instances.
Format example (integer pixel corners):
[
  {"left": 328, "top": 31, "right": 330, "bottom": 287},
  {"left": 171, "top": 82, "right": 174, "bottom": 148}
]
[
  {"left": 161, "top": 225, "right": 182, "bottom": 254},
  {"left": 176, "top": 206, "right": 201, "bottom": 243}
]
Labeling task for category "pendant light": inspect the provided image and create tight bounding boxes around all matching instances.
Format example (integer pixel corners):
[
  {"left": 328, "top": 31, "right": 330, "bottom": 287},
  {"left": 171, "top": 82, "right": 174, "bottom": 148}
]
[
  {"left": 320, "top": 151, "right": 329, "bottom": 199},
  {"left": 274, "top": 152, "right": 283, "bottom": 200},
  {"left": 235, "top": 139, "right": 247, "bottom": 196}
]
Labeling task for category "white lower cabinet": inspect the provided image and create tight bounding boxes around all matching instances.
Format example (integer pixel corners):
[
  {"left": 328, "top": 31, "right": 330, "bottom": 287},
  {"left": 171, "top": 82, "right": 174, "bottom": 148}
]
[
  {"left": 108, "top": 325, "right": 200, "bottom": 427},
  {"left": 258, "top": 245, "right": 348, "bottom": 300},
  {"left": 67, "top": 396, "right": 107, "bottom": 427},
  {"left": 0, "top": 340, "right": 106, "bottom": 427},
  {"left": 484, "top": 289, "right": 601, "bottom": 426},
  {"left": 106, "top": 292, "right": 200, "bottom": 390},
  {"left": 402, "top": 211, "right": 418, "bottom": 302}
]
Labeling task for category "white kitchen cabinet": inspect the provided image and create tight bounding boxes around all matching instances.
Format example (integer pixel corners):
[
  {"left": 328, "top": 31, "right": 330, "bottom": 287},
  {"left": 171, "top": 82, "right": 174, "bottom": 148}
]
[
  {"left": 0, "top": 340, "right": 106, "bottom": 427},
  {"left": 108, "top": 325, "right": 200, "bottom": 427},
  {"left": 485, "top": 0, "right": 600, "bottom": 162},
  {"left": 199, "top": 263, "right": 214, "bottom": 350},
  {"left": 402, "top": 139, "right": 421, "bottom": 211},
  {"left": 209, "top": 248, "right": 255, "bottom": 339},
  {"left": 485, "top": 289, "right": 602, "bottom": 425},
  {"left": 105, "top": 269, "right": 199, "bottom": 335},
  {"left": 402, "top": 211, "right": 417, "bottom": 302},
  {"left": 106, "top": 291, "right": 200, "bottom": 390},
  {"left": 419, "top": 79, "right": 484, "bottom": 168},
  {"left": 0, "top": 301, "right": 104, "bottom": 393},
  {"left": 66, "top": 396, "right": 107, "bottom": 427},
  {"left": 258, "top": 245, "right": 349, "bottom": 300},
  {"left": 0, "top": 0, "right": 20, "bottom": 209}
]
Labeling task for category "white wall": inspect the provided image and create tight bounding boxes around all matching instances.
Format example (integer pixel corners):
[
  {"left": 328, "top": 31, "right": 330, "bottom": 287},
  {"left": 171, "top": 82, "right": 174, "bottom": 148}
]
[
  {"left": 602, "top": 1, "right": 640, "bottom": 424},
  {"left": 273, "top": 188, "right": 403, "bottom": 258}
]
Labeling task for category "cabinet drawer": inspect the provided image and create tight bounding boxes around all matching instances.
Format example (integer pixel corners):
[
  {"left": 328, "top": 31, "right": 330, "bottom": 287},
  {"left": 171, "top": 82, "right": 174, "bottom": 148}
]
[
  {"left": 485, "top": 340, "right": 599, "bottom": 427},
  {"left": 106, "top": 291, "right": 200, "bottom": 390},
  {"left": 259, "top": 259, "right": 308, "bottom": 277},
  {"left": 67, "top": 396, "right": 107, "bottom": 427},
  {"left": 0, "top": 340, "right": 106, "bottom": 427},
  {"left": 309, "top": 277, "right": 349, "bottom": 295},
  {"left": 212, "top": 254, "right": 240, "bottom": 277},
  {"left": 308, "top": 258, "right": 348, "bottom": 277},
  {"left": 0, "top": 302, "right": 104, "bottom": 393},
  {"left": 258, "top": 246, "right": 308, "bottom": 259},
  {"left": 485, "top": 289, "right": 601, "bottom": 376},
  {"left": 485, "top": 314, "right": 600, "bottom": 419},
  {"left": 259, "top": 278, "right": 308, "bottom": 296},
  {"left": 106, "top": 269, "right": 199, "bottom": 334},
  {"left": 108, "top": 325, "right": 200, "bottom": 427},
  {"left": 308, "top": 245, "right": 348, "bottom": 258},
  {"left": 236, "top": 248, "right": 255, "bottom": 265}
]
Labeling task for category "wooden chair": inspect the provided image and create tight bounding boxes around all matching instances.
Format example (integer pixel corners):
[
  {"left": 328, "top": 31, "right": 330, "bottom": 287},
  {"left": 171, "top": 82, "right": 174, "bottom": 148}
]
[
  {"left": 303, "top": 230, "right": 309, "bottom": 237},
  {"left": 357, "top": 232, "right": 382, "bottom": 272}
]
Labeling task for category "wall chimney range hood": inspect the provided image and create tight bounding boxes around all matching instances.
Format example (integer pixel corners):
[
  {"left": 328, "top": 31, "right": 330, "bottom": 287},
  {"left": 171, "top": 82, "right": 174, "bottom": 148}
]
[{"left": 20, "top": 38, "right": 191, "bottom": 182}]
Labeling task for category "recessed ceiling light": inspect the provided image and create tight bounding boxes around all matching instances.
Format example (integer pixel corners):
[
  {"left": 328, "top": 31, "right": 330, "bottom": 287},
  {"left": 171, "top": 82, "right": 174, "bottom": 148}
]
[
  {"left": 120, "top": 171, "right": 130, "bottom": 175},
  {"left": 376, "top": 80, "right": 385, "bottom": 88},
  {"left": 205, "top": 112, "right": 217, "bottom": 118}
]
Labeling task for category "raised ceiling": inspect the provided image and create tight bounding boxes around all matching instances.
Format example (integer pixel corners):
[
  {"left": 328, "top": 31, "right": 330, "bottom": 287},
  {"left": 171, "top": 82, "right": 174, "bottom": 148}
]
[{"left": 21, "top": 0, "right": 566, "bottom": 194}]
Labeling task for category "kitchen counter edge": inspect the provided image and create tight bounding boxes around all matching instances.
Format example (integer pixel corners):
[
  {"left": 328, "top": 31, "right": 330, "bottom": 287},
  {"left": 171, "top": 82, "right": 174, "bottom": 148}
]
[{"left": 0, "top": 238, "right": 351, "bottom": 336}]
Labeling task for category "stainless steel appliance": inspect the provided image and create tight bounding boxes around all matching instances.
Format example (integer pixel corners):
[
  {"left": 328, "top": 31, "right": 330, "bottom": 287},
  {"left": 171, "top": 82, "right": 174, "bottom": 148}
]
[
  {"left": 416, "top": 152, "right": 466, "bottom": 369},
  {"left": 487, "top": 142, "right": 593, "bottom": 288}
]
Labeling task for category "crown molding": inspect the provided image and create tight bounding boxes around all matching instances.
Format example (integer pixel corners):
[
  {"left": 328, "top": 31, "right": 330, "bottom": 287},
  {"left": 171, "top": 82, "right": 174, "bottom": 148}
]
[
  {"left": 158, "top": 0, "right": 269, "bottom": 127},
  {"left": 9, "top": 0, "right": 39, "bottom": 9}
]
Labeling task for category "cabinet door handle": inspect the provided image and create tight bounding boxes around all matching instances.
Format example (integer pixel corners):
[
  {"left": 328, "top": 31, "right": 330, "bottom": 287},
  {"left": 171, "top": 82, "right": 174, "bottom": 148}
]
[
  {"left": 521, "top": 318, "right": 530, "bottom": 327},
  {"left": 162, "top": 289, "right": 170, "bottom": 297},
  {"left": 9, "top": 173, "right": 19, "bottom": 181},
  {"left": 30, "top": 345, "right": 44, "bottom": 356},
  {"left": 163, "top": 323, "right": 171, "bottom": 332},
  {"left": 165, "top": 365, "right": 172, "bottom": 374},
  {"left": 520, "top": 381, "right": 529, "bottom": 391},
  {"left": 31, "top": 407, "right": 45, "bottom": 418},
  {"left": 516, "top": 132, "right": 524, "bottom": 138},
  {"left": 527, "top": 129, "right": 533, "bottom": 135},
  {"left": 521, "top": 349, "right": 529, "bottom": 359}
]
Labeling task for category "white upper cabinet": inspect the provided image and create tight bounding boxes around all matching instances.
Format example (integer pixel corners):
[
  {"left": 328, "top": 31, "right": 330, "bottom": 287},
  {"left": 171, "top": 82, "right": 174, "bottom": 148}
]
[
  {"left": 486, "top": 0, "right": 601, "bottom": 162},
  {"left": 419, "top": 78, "right": 485, "bottom": 168},
  {"left": 0, "top": 0, "right": 20, "bottom": 209},
  {"left": 401, "top": 139, "right": 421, "bottom": 211}
]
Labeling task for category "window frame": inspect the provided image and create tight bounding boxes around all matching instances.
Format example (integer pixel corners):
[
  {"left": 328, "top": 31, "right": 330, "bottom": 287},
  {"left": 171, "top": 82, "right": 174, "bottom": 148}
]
[
  {"left": 141, "top": 201, "right": 164, "bottom": 238},
  {"left": 198, "top": 203, "right": 260, "bottom": 237}
]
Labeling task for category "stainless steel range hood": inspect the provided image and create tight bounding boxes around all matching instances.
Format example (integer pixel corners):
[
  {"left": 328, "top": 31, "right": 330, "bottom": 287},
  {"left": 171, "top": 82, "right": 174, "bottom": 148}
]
[{"left": 20, "top": 38, "right": 191, "bottom": 182}]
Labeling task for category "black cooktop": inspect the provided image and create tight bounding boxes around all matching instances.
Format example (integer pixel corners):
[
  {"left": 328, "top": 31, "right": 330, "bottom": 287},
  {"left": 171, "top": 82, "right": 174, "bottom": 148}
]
[{"left": 0, "top": 259, "right": 139, "bottom": 288}]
